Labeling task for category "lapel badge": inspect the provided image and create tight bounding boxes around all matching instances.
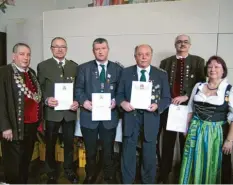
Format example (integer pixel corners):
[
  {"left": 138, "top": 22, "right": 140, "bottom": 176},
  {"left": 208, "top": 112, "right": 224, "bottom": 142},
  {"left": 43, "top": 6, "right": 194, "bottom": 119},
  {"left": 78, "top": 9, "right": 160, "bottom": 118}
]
[
  {"left": 101, "top": 83, "right": 105, "bottom": 89},
  {"left": 151, "top": 95, "right": 155, "bottom": 100},
  {"left": 190, "top": 74, "right": 194, "bottom": 78},
  {"left": 107, "top": 74, "right": 111, "bottom": 79},
  {"left": 154, "top": 84, "right": 160, "bottom": 89},
  {"left": 110, "top": 85, "right": 114, "bottom": 90}
]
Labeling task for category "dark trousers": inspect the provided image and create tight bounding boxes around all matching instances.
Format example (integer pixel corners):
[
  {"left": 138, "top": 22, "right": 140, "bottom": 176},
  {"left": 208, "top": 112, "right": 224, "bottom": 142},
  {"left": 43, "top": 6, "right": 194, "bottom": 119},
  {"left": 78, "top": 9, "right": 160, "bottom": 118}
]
[
  {"left": 45, "top": 119, "right": 75, "bottom": 176},
  {"left": 81, "top": 122, "right": 116, "bottom": 178},
  {"left": 158, "top": 109, "right": 185, "bottom": 182},
  {"left": 121, "top": 113, "right": 157, "bottom": 184},
  {"left": 1, "top": 123, "right": 37, "bottom": 184}
]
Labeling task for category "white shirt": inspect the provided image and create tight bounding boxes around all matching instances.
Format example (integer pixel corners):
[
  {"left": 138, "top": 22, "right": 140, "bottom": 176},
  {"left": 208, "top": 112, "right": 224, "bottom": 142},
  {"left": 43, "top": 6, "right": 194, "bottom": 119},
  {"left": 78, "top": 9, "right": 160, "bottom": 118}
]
[
  {"left": 96, "top": 60, "right": 108, "bottom": 77},
  {"left": 13, "top": 62, "right": 29, "bottom": 72},
  {"left": 137, "top": 65, "right": 150, "bottom": 82},
  {"left": 176, "top": 54, "right": 188, "bottom": 59},
  {"left": 188, "top": 78, "right": 233, "bottom": 122},
  {"left": 53, "top": 57, "right": 65, "bottom": 67}
]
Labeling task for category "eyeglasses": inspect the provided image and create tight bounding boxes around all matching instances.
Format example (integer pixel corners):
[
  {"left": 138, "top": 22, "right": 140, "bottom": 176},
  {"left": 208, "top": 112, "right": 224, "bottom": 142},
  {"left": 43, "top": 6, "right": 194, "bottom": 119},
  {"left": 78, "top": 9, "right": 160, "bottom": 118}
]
[
  {"left": 51, "top": 46, "right": 67, "bottom": 49},
  {"left": 175, "top": 40, "right": 190, "bottom": 45}
]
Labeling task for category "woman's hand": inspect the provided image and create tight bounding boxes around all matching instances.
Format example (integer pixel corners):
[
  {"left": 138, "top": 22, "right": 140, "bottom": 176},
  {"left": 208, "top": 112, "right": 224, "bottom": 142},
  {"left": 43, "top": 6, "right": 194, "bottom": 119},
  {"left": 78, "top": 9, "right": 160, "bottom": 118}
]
[{"left": 222, "top": 139, "right": 233, "bottom": 155}]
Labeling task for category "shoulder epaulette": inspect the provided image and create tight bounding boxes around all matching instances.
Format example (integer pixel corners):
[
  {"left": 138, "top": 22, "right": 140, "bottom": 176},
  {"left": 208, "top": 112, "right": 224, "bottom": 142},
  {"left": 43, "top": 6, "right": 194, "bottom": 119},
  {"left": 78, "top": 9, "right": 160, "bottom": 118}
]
[{"left": 114, "top": 61, "right": 124, "bottom": 68}]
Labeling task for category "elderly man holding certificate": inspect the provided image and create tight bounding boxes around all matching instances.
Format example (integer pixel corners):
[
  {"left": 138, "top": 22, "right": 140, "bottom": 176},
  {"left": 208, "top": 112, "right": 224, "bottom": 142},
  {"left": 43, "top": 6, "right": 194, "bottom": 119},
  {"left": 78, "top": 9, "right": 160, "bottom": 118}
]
[
  {"left": 116, "top": 44, "right": 171, "bottom": 184},
  {"left": 37, "top": 37, "right": 79, "bottom": 184},
  {"left": 75, "top": 38, "right": 123, "bottom": 184}
]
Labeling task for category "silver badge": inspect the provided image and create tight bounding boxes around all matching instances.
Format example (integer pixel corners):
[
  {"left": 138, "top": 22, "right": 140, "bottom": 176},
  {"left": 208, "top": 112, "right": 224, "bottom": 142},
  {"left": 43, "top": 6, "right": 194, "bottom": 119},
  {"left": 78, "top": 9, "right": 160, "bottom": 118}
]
[{"left": 101, "top": 83, "right": 104, "bottom": 89}]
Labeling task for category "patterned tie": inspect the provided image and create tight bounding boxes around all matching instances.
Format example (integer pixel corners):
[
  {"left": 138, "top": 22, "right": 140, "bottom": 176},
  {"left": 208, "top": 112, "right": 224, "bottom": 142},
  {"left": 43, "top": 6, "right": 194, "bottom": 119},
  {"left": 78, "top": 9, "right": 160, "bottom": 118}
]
[
  {"left": 99, "top": 64, "right": 106, "bottom": 83},
  {"left": 140, "top": 69, "right": 146, "bottom": 82},
  {"left": 59, "top": 62, "right": 64, "bottom": 75}
]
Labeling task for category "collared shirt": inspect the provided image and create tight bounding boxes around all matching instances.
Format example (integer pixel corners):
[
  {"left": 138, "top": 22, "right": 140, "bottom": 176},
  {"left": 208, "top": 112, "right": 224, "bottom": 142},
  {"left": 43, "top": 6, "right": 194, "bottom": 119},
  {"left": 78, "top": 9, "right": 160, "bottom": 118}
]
[
  {"left": 53, "top": 57, "right": 66, "bottom": 67},
  {"left": 96, "top": 60, "right": 108, "bottom": 77},
  {"left": 176, "top": 54, "right": 189, "bottom": 59},
  {"left": 188, "top": 78, "right": 233, "bottom": 121},
  {"left": 137, "top": 65, "right": 150, "bottom": 82},
  {"left": 13, "top": 62, "right": 29, "bottom": 72}
]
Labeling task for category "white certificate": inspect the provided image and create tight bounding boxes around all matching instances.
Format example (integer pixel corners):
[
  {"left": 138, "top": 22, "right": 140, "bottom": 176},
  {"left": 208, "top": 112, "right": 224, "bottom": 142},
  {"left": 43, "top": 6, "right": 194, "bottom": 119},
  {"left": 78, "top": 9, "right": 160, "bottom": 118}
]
[
  {"left": 130, "top": 81, "right": 152, "bottom": 109},
  {"left": 92, "top": 93, "right": 111, "bottom": 121},
  {"left": 166, "top": 104, "right": 189, "bottom": 133},
  {"left": 54, "top": 83, "right": 73, "bottom": 110}
]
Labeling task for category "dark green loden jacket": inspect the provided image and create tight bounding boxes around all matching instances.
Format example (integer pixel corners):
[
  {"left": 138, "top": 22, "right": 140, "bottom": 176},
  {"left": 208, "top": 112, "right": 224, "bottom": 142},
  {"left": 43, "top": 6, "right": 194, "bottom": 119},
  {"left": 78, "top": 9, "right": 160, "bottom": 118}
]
[
  {"left": 159, "top": 54, "right": 206, "bottom": 101},
  {"left": 37, "top": 58, "right": 78, "bottom": 122}
]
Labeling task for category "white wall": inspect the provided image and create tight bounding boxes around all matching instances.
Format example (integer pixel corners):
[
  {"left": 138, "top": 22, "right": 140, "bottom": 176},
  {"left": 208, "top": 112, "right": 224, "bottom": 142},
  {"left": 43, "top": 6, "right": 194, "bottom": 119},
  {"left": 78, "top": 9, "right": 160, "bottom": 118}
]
[{"left": 217, "top": 0, "right": 233, "bottom": 84}]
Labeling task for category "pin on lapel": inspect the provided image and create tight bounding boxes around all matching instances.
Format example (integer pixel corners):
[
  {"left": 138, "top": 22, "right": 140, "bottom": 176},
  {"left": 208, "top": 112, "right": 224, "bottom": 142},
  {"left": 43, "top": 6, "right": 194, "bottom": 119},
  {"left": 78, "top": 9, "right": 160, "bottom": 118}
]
[{"left": 154, "top": 84, "right": 160, "bottom": 89}]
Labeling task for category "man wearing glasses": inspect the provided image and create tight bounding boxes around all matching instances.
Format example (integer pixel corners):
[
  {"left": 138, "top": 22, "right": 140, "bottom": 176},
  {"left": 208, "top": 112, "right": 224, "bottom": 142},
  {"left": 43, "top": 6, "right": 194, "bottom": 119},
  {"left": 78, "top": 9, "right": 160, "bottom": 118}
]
[
  {"left": 157, "top": 34, "right": 205, "bottom": 183},
  {"left": 37, "top": 37, "right": 79, "bottom": 183}
]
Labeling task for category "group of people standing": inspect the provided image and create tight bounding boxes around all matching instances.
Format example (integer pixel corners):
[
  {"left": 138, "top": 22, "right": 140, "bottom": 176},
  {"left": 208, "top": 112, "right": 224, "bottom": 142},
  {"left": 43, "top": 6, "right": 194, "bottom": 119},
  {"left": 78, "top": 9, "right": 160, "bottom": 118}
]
[{"left": 0, "top": 34, "right": 232, "bottom": 184}]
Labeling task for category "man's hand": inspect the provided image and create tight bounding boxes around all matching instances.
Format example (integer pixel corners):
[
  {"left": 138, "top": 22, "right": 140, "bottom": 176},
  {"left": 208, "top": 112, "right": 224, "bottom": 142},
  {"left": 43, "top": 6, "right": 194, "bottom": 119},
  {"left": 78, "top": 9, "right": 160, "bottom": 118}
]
[
  {"left": 70, "top": 101, "right": 79, "bottom": 111},
  {"left": 147, "top": 103, "right": 158, "bottom": 112},
  {"left": 110, "top": 99, "right": 116, "bottom": 109},
  {"left": 83, "top": 100, "right": 92, "bottom": 111},
  {"left": 47, "top": 97, "right": 58, "bottom": 107},
  {"left": 2, "top": 129, "right": 13, "bottom": 141},
  {"left": 121, "top": 101, "right": 135, "bottom": 112},
  {"left": 172, "top": 95, "right": 188, "bottom": 105}
]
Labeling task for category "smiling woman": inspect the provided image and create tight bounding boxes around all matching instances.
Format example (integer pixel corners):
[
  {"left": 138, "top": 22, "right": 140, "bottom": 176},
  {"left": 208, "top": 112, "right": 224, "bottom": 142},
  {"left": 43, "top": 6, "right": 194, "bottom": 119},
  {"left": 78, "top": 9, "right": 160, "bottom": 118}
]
[{"left": 179, "top": 56, "right": 233, "bottom": 184}]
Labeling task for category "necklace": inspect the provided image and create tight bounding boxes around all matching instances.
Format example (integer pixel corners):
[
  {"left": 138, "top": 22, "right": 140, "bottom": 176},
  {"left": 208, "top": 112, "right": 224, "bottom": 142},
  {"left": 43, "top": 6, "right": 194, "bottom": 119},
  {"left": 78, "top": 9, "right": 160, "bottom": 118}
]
[
  {"left": 11, "top": 63, "right": 42, "bottom": 103},
  {"left": 207, "top": 84, "right": 218, "bottom": 91}
]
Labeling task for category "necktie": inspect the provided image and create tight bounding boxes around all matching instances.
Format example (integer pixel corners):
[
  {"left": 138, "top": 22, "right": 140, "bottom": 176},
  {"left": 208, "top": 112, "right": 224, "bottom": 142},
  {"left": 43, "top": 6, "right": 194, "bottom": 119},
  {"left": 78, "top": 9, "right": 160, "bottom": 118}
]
[
  {"left": 59, "top": 62, "right": 64, "bottom": 75},
  {"left": 140, "top": 69, "right": 146, "bottom": 82},
  {"left": 100, "top": 64, "right": 106, "bottom": 83}
]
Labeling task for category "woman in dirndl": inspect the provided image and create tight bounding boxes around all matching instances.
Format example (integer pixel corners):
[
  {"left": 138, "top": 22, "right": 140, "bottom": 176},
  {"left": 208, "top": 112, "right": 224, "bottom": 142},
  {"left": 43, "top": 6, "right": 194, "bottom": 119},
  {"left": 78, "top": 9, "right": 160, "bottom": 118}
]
[{"left": 179, "top": 55, "right": 233, "bottom": 184}]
